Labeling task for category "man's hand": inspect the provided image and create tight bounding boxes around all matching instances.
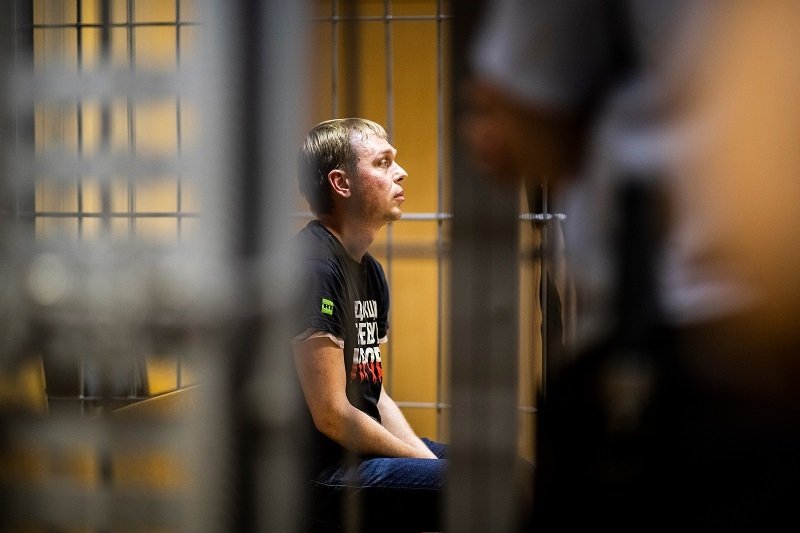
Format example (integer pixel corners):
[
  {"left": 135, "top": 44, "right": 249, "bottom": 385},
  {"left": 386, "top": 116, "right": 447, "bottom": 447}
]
[{"left": 378, "top": 388, "right": 437, "bottom": 459}]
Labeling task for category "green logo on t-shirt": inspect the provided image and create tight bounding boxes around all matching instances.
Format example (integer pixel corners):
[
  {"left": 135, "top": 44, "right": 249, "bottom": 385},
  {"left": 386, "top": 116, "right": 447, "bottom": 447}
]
[{"left": 321, "top": 298, "right": 334, "bottom": 316}]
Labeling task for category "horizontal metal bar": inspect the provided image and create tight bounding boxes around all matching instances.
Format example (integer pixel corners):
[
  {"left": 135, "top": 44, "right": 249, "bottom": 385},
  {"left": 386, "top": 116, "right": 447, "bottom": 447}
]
[
  {"left": 310, "top": 14, "right": 454, "bottom": 23},
  {"left": 18, "top": 211, "right": 200, "bottom": 218},
  {"left": 13, "top": 69, "right": 184, "bottom": 104},
  {"left": 47, "top": 394, "right": 150, "bottom": 402},
  {"left": 394, "top": 401, "right": 537, "bottom": 414},
  {"left": 398, "top": 212, "right": 452, "bottom": 220},
  {"left": 394, "top": 401, "right": 450, "bottom": 409},
  {"left": 292, "top": 210, "right": 565, "bottom": 221},
  {"left": 25, "top": 211, "right": 561, "bottom": 224},
  {"left": 27, "top": 21, "right": 200, "bottom": 30},
  {"left": 29, "top": 16, "right": 450, "bottom": 30},
  {"left": 13, "top": 152, "right": 183, "bottom": 181},
  {"left": 519, "top": 212, "right": 567, "bottom": 222}
]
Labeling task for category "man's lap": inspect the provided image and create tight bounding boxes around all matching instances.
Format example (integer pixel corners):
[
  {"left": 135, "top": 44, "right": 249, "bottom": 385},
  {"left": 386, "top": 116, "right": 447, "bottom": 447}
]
[
  {"left": 303, "top": 439, "right": 446, "bottom": 531},
  {"left": 313, "top": 438, "right": 447, "bottom": 491}
]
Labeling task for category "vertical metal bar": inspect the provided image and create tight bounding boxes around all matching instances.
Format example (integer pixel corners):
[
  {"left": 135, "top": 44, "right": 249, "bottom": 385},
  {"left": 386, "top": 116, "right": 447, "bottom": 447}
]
[
  {"left": 383, "top": 0, "right": 394, "bottom": 394},
  {"left": 180, "top": 1, "right": 239, "bottom": 530},
  {"left": 126, "top": 0, "right": 136, "bottom": 240},
  {"left": 175, "top": 0, "right": 183, "bottom": 235},
  {"left": 260, "top": 1, "right": 309, "bottom": 529},
  {"left": 13, "top": 0, "right": 34, "bottom": 235},
  {"left": 331, "top": 0, "right": 338, "bottom": 117},
  {"left": 125, "top": 0, "right": 138, "bottom": 401},
  {"left": 0, "top": 3, "right": 19, "bottom": 526},
  {"left": 540, "top": 184, "right": 549, "bottom": 397},
  {"left": 0, "top": 4, "right": 14, "bottom": 225},
  {"left": 384, "top": 0, "right": 393, "bottom": 134},
  {"left": 211, "top": 0, "right": 309, "bottom": 530},
  {"left": 99, "top": 0, "right": 111, "bottom": 236},
  {"left": 175, "top": 0, "right": 183, "bottom": 388},
  {"left": 75, "top": 0, "right": 89, "bottom": 410},
  {"left": 435, "top": 0, "right": 445, "bottom": 440},
  {"left": 341, "top": 0, "right": 359, "bottom": 116},
  {"left": 76, "top": 0, "right": 84, "bottom": 239},
  {"left": 448, "top": 1, "right": 522, "bottom": 531}
]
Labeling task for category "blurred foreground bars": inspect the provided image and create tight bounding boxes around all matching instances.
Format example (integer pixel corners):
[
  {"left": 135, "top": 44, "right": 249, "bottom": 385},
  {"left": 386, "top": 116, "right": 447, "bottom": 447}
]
[{"left": 0, "top": 0, "right": 306, "bottom": 531}]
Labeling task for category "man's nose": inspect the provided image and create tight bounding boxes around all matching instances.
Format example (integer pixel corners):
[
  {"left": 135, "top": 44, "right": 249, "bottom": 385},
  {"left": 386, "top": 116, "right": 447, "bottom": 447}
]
[{"left": 394, "top": 163, "right": 407, "bottom": 182}]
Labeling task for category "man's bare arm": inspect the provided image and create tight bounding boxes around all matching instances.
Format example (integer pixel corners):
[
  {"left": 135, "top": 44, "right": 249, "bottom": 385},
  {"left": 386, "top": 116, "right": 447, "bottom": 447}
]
[
  {"left": 378, "top": 388, "right": 437, "bottom": 459},
  {"left": 292, "top": 335, "right": 432, "bottom": 458}
]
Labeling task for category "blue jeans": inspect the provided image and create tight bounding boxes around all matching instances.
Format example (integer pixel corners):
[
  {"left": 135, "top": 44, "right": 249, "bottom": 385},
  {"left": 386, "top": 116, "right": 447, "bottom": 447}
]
[{"left": 305, "top": 438, "right": 447, "bottom": 532}]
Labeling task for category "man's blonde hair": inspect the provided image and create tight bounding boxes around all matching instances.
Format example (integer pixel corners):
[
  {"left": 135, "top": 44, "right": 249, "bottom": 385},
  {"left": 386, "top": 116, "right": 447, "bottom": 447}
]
[{"left": 297, "top": 118, "right": 388, "bottom": 215}]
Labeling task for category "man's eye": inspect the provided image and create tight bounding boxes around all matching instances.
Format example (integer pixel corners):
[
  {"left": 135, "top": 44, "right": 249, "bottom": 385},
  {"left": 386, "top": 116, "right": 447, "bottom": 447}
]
[{"left": 379, "top": 159, "right": 390, "bottom": 167}]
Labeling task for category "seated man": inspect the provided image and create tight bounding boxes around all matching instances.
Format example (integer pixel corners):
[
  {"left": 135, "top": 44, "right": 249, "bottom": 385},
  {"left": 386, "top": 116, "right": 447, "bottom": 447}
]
[{"left": 291, "top": 118, "right": 446, "bottom": 532}]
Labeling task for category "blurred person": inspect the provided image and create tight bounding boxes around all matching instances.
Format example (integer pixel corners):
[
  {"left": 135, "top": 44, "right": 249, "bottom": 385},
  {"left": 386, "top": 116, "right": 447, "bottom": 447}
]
[
  {"left": 465, "top": 0, "right": 800, "bottom": 530},
  {"left": 291, "top": 118, "right": 446, "bottom": 532}
]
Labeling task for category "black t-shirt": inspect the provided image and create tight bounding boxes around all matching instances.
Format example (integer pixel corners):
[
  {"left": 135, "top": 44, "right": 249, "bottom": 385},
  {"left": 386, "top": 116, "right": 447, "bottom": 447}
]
[{"left": 292, "top": 220, "right": 389, "bottom": 467}]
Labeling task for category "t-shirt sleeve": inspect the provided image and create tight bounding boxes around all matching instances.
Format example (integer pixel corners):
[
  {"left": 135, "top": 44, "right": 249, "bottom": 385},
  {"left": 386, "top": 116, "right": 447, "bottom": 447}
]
[{"left": 292, "top": 258, "right": 347, "bottom": 341}]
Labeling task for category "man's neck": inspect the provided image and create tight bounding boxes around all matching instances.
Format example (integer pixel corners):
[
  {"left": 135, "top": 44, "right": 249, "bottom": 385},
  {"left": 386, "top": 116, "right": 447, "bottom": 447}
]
[{"left": 317, "top": 214, "right": 376, "bottom": 262}]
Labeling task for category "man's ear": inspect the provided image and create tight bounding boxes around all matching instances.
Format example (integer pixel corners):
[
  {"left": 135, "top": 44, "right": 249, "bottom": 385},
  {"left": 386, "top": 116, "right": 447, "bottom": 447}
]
[{"left": 328, "top": 169, "right": 352, "bottom": 198}]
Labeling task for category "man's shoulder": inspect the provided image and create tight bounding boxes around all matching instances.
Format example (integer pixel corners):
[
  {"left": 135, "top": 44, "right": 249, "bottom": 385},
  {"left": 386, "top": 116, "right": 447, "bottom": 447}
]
[
  {"left": 294, "top": 219, "right": 325, "bottom": 243},
  {"left": 294, "top": 220, "right": 338, "bottom": 259}
]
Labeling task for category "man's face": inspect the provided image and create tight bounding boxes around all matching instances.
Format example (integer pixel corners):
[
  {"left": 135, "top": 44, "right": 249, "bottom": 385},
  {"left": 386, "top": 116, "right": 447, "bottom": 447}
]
[{"left": 349, "top": 134, "right": 407, "bottom": 225}]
